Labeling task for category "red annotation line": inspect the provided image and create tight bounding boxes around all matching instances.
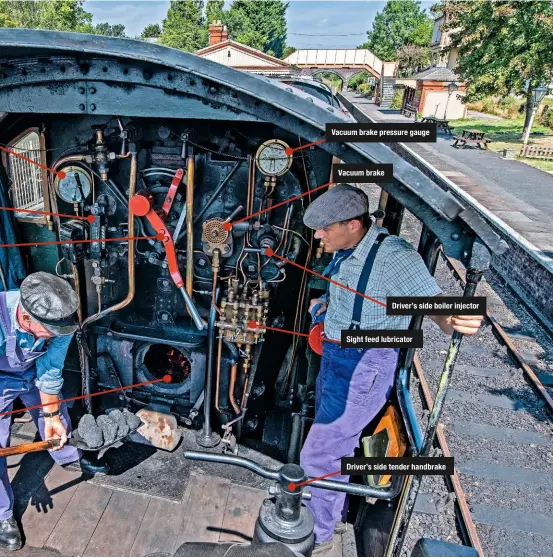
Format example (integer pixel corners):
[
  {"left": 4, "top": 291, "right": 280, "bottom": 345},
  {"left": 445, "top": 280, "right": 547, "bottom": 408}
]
[
  {"left": 284, "top": 139, "right": 326, "bottom": 156},
  {"left": 0, "top": 145, "right": 67, "bottom": 179},
  {"left": 0, "top": 206, "right": 94, "bottom": 223},
  {"left": 265, "top": 248, "right": 387, "bottom": 308},
  {"left": 248, "top": 320, "right": 340, "bottom": 344},
  {"left": 0, "top": 234, "right": 162, "bottom": 249},
  {"left": 0, "top": 376, "right": 172, "bottom": 417},
  {"left": 288, "top": 470, "right": 341, "bottom": 491},
  {"left": 224, "top": 182, "right": 333, "bottom": 230}
]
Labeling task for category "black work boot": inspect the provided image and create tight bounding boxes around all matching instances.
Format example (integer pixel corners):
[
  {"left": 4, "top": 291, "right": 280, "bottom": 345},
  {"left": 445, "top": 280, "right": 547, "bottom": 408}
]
[
  {"left": 63, "top": 455, "right": 110, "bottom": 476},
  {"left": 0, "top": 516, "right": 23, "bottom": 551}
]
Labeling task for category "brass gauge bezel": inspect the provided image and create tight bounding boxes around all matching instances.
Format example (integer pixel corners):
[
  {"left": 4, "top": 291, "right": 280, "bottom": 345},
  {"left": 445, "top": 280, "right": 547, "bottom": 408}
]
[
  {"left": 255, "top": 139, "right": 292, "bottom": 177},
  {"left": 54, "top": 165, "right": 93, "bottom": 204}
]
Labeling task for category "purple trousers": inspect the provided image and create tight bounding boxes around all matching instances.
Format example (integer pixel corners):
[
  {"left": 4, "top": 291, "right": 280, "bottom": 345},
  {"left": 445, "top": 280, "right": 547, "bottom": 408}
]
[
  {"left": 0, "top": 371, "right": 80, "bottom": 520},
  {"left": 300, "top": 344, "right": 399, "bottom": 543}
]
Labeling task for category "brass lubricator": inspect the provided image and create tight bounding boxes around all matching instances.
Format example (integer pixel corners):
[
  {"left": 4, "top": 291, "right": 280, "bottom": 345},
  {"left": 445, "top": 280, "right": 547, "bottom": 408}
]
[
  {"left": 216, "top": 280, "right": 269, "bottom": 348},
  {"left": 202, "top": 217, "right": 234, "bottom": 257}
]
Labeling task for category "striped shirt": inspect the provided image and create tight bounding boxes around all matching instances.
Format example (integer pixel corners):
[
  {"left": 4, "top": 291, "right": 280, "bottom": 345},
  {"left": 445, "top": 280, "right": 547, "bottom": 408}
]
[{"left": 324, "top": 225, "right": 442, "bottom": 340}]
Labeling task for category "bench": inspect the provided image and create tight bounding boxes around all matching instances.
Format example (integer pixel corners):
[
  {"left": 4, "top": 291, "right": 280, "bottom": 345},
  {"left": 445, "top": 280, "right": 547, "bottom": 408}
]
[
  {"left": 452, "top": 135, "right": 492, "bottom": 150},
  {"left": 421, "top": 116, "right": 454, "bottom": 135}
]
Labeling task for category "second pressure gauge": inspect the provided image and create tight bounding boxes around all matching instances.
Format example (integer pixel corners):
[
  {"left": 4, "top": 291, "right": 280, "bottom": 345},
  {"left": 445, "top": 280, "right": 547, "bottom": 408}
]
[
  {"left": 54, "top": 166, "right": 92, "bottom": 204},
  {"left": 255, "top": 139, "right": 292, "bottom": 177}
]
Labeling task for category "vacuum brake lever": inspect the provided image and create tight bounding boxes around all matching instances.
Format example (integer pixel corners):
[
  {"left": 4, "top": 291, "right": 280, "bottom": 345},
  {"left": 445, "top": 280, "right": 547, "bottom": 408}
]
[{"left": 129, "top": 191, "right": 206, "bottom": 330}]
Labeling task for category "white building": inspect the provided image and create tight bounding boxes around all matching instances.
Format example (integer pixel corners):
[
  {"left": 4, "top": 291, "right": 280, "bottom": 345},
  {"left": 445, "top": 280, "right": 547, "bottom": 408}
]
[{"left": 196, "top": 21, "right": 299, "bottom": 78}]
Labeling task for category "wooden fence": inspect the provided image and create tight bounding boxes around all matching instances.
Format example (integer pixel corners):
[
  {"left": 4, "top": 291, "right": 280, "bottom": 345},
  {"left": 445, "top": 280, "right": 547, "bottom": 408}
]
[{"left": 522, "top": 145, "right": 553, "bottom": 160}]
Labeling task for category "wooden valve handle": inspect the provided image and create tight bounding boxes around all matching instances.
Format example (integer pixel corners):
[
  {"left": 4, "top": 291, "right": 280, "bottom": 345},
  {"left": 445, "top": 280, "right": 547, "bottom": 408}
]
[{"left": 0, "top": 439, "right": 60, "bottom": 458}]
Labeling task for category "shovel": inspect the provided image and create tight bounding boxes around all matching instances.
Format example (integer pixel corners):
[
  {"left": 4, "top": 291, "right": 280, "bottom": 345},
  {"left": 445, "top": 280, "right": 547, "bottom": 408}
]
[{"left": 0, "top": 423, "right": 143, "bottom": 458}]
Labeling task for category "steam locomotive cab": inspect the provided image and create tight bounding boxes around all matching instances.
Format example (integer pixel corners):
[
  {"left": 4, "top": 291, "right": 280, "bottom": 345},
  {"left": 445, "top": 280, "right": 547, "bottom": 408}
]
[{"left": 1, "top": 110, "right": 332, "bottom": 454}]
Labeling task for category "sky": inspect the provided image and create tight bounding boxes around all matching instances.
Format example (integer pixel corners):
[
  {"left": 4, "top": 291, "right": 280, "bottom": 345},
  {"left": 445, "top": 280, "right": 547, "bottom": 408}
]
[{"left": 85, "top": 0, "right": 435, "bottom": 48}]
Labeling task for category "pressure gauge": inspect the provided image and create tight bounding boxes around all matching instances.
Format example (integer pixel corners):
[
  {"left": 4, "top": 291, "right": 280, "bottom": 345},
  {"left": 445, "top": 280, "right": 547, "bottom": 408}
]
[
  {"left": 255, "top": 139, "right": 292, "bottom": 177},
  {"left": 54, "top": 166, "right": 92, "bottom": 204}
]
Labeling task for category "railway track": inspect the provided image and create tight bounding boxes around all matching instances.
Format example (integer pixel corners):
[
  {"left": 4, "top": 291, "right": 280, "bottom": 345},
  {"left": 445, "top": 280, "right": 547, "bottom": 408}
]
[{"left": 398, "top": 225, "right": 553, "bottom": 557}]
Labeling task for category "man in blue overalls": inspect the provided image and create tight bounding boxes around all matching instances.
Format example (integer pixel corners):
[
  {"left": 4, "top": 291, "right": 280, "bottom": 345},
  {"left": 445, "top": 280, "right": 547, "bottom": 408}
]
[
  {"left": 301, "top": 185, "right": 483, "bottom": 554},
  {"left": 0, "top": 272, "right": 107, "bottom": 551}
]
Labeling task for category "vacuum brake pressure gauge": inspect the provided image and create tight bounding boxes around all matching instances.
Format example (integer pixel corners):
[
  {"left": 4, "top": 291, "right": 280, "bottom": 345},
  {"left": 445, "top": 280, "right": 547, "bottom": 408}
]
[
  {"left": 54, "top": 166, "right": 92, "bottom": 204},
  {"left": 255, "top": 139, "right": 292, "bottom": 177}
]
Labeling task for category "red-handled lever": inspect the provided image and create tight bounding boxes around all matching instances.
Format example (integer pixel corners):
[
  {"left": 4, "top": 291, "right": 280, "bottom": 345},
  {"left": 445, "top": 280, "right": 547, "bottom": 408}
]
[
  {"left": 161, "top": 168, "right": 184, "bottom": 219},
  {"left": 130, "top": 191, "right": 205, "bottom": 330}
]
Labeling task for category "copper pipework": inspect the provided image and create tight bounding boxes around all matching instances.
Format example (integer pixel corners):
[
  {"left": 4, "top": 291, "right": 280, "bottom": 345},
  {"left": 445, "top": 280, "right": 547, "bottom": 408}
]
[
  {"left": 229, "top": 363, "right": 240, "bottom": 414},
  {"left": 82, "top": 151, "right": 137, "bottom": 329},
  {"left": 211, "top": 248, "right": 220, "bottom": 306},
  {"left": 214, "top": 336, "right": 222, "bottom": 411},
  {"left": 71, "top": 264, "right": 83, "bottom": 324},
  {"left": 185, "top": 156, "right": 194, "bottom": 297}
]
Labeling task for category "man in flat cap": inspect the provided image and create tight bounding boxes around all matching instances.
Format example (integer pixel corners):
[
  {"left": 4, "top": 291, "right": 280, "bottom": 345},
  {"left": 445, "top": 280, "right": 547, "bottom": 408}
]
[
  {"left": 0, "top": 272, "right": 107, "bottom": 551},
  {"left": 300, "top": 184, "right": 483, "bottom": 553}
]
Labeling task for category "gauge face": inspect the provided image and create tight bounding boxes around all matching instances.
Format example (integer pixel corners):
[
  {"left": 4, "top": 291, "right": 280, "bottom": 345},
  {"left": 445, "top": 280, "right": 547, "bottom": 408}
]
[
  {"left": 255, "top": 139, "right": 292, "bottom": 177},
  {"left": 55, "top": 166, "right": 92, "bottom": 203}
]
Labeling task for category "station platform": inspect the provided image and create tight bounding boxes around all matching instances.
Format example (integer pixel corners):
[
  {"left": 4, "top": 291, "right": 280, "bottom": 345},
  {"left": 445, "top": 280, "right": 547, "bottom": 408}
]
[{"left": 340, "top": 92, "right": 553, "bottom": 262}]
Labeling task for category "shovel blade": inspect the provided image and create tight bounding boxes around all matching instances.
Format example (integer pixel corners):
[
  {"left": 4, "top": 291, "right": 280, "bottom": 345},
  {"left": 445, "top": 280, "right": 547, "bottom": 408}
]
[{"left": 133, "top": 408, "right": 181, "bottom": 451}]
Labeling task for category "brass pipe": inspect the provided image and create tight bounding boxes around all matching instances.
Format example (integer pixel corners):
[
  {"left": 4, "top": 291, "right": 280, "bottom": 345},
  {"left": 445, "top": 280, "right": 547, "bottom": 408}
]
[
  {"left": 186, "top": 156, "right": 194, "bottom": 297},
  {"left": 229, "top": 364, "right": 240, "bottom": 414},
  {"left": 211, "top": 249, "right": 220, "bottom": 306},
  {"left": 71, "top": 264, "right": 83, "bottom": 324},
  {"left": 82, "top": 150, "right": 138, "bottom": 329},
  {"left": 215, "top": 336, "right": 223, "bottom": 411}
]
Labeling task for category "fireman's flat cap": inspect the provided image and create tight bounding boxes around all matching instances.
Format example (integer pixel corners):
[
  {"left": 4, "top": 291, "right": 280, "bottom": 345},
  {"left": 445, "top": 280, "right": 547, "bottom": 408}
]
[
  {"left": 303, "top": 183, "right": 369, "bottom": 230},
  {"left": 20, "top": 272, "right": 79, "bottom": 336}
]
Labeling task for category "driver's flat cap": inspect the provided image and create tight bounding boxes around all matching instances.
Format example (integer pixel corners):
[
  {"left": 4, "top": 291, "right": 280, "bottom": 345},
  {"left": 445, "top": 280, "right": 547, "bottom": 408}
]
[
  {"left": 303, "top": 183, "right": 369, "bottom": 230},
  {"left": 20, "top": 272, "right": 79, "bottom": 335}
]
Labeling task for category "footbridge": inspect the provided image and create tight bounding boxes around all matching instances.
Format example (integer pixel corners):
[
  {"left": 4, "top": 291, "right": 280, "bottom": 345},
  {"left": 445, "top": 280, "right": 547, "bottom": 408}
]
[{"left": 284, "top": 49, "right": 383, "bottom": 82}]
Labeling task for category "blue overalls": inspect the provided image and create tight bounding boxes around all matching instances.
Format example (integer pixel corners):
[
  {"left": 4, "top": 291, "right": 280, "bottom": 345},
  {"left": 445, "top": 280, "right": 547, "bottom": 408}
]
[
  {"left": 0, "top": 292, "right": 79, "bottom": 520},
  {"left": 301, "top": 234, "right": 399, "bottom": 543}
]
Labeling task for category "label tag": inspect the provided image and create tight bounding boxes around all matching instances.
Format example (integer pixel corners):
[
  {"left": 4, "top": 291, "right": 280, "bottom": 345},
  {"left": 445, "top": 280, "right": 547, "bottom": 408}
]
[
  {"left": 326, "top": 123, "right": 437, "bottom": 143},
  {"left": 341, "top": 457, "right": 454, "bottom": 475},
  {"left": 341, "top": 329, "right": 423, "bottom": 348},
  {"left": 332, "top": 164, "right": 393, "bottom": 183},
  {"left": 387, "top": 296, "right": 487, "bottom": 316}
]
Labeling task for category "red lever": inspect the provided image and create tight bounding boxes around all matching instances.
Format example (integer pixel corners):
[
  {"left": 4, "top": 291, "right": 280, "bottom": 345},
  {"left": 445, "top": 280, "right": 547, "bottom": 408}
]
[
  {"left": 161, "top": 168, "right": 184, "bottom": 219},
  {"left": 130, "top": 192, "right": 184, "bottom": 288}
]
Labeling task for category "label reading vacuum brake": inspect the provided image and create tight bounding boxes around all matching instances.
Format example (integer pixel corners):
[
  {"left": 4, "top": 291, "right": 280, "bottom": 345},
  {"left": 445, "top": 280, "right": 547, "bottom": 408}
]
[
  {"left": 341, "top": 457, "right": 454, "bottom": 475},
  {"left": 332, "top": 164, "right": 393, "bottom": 183},
  {"left": 341, "top": 329, "right": 423, "bottom": 348},
  {"left": 326, "top": 123, "right": 437, "bottom": 143},
  {"left": 387, "top": 296, "right": 486, "bottom": 315}
]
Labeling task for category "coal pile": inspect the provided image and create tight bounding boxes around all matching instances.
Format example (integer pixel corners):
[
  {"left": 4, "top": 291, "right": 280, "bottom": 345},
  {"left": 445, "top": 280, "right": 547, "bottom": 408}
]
[{"left": 77, "top": 409, "right": 140, "bottom": 448}]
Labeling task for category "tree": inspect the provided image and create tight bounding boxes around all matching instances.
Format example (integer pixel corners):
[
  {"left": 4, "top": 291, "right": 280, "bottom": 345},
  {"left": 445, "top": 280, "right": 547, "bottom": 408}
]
[
  {"left": 205, "top": 0, "right": 224, "bottom": 25},
  {"left": 439, "top": 0, "right": 553, "bottom": 135},
  {"left": 282, "top": 45, "right": 296, "bottom": 59},
  {"left": 359, "top": 0, "right": 433, "bottom": 61},
  {"left": 160, "top": 0, "right": 207, "bottom": 52},
  {"left": 140, "top": 23, "right": 162, "bottom": 39},
  {"left": 225, "top": 0, "right": 288, "bottom": 58},
  {"left": 396, "top": 44, "right": 431, "bottom": 77},
  {"left": 0, "top": 0, "right": 94, "bottom": 31},
  {"left": 93, "top": 22, "right": 126, "bottom": 37}
]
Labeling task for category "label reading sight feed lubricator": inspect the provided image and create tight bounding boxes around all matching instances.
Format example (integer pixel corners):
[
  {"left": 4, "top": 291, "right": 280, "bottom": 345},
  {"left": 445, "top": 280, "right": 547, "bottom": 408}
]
[
  {"left": 332, "top": 164, "right": 393, "bottom": 184},
  {"left": 326, "top": 123, "right": 437, "bottom": 143},
  {"left": 341, "top": 329, "right": 423, "bottom": 348}
]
